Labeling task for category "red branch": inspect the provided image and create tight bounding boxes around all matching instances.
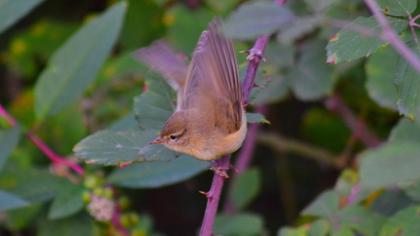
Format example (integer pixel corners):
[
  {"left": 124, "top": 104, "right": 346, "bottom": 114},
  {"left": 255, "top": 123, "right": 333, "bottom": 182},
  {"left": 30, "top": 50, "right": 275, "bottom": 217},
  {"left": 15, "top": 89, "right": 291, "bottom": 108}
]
[
  {"left": 0, "top": 104, "right": 84, "bottom": 175},
  {"left": 325, "top": 95, "right": 381, "bottom": 148},
  {"left": 199, "top": 1, "right": 287, "bottom": 234}
]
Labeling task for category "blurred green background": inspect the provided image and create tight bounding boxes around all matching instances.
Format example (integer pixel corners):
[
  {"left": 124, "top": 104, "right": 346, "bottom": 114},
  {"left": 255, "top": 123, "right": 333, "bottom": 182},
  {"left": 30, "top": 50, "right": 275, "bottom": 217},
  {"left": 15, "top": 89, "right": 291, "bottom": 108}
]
[{"left": 1, "top": 0, "right": 420, "bottom": 235}]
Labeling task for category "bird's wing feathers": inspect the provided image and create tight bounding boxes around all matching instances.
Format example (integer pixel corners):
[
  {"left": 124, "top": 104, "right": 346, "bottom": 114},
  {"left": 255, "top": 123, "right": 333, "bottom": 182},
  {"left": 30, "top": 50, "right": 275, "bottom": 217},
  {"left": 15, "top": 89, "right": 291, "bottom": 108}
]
[
  {"left": 135, "top": 40, "right": 188, "bottom": 91},
  {"left": 182, "top": 20, "right": 242, "bottom": 133}
]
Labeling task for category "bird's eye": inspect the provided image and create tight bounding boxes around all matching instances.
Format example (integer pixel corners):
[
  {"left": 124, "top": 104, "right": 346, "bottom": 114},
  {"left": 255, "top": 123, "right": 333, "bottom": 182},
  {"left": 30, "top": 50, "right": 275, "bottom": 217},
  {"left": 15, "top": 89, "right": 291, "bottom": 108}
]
[{"left": 169, "top": 134, "right": 177, "bottom": 140}]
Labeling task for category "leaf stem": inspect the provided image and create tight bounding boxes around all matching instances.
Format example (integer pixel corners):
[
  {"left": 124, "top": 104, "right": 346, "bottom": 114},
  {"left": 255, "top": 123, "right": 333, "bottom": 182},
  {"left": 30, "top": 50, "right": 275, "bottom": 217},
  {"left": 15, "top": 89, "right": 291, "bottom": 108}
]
[
  {"left": 363, "top": 0, "right": 420, "bottom": 72},
  {"left": 0, "top": 104, "right": 84, "bottom": 175}
]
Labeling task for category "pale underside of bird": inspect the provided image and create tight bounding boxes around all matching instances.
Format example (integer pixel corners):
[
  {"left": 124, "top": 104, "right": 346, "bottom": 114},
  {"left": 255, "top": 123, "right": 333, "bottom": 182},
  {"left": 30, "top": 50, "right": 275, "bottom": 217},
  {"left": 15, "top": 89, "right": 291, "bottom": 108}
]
[{"left": 136, "top": 20, "right": 247, "bottom": 161}]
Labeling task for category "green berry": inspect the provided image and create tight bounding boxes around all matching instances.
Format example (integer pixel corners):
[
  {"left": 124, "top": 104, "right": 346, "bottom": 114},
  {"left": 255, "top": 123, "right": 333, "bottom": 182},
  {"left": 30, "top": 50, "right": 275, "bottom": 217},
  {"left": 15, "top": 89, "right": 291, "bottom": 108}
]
[
  {"left": 131, "top": 229, "right": 146, "bottom": 236},
  {"left": 128, "top": 213, "right": 139, "bottom": 225},
  {"left": 82, "top": 191, "right": 91, "bottom": 203},
  {"left": 84, "top": 175, "right": 100, "bottom": 189},
  {"left": 103, "top": 188, "right": 113, "bottom": 199},
  {"left": 93, "top": 187, "right": 104, "bottom": 196},
  {"left": 118, "top": 196, "right": 130, "bottom": 210},
  {"left": 120, "top": 214, "right": 131, "bottom": 228}
]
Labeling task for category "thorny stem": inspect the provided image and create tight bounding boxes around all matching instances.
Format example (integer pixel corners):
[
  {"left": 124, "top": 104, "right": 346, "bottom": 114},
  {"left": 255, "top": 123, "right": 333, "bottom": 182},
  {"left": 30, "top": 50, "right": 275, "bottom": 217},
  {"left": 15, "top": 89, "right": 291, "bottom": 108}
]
[
  {"left": 223, "top": 106, "right": 266, "bottom": 214},
  {"left": 363, "top": 0, "right": 420, "bottom": 72},
  {"left": 0, "top": 104, "right": 84, "bottom": 175},
  {"left": 199, "top": 1, "right": 287, "bottom": 234}
]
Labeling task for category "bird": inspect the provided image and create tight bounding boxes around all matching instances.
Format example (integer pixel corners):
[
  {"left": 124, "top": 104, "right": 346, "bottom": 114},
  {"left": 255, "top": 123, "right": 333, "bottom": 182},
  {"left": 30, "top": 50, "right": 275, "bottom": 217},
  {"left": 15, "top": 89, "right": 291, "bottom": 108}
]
[{"left": 136, "top": 20, "right": 246, "bottom": 161}]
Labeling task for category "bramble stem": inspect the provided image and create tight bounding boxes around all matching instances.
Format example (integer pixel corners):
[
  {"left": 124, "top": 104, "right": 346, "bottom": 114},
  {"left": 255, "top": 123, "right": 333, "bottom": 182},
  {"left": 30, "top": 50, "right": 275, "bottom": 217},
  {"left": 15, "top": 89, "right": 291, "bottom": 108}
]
[
  {"left": 363, "top": 0, "right": 420, "bottom": 72},
  {"left": 0, "top": 104, "right": 84, "bottom": 175},
  {"left": 199, "top": 1, "right": 287, "bottom": 234},
  {"left": 223, "top": 105, "right": 266, "bottom": 213}
]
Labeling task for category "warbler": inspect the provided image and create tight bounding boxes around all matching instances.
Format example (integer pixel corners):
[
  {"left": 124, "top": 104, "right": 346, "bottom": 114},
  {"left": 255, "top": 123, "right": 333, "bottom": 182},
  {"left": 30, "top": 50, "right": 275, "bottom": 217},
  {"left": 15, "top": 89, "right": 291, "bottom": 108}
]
[{"left": 136, "top": 20, "right": 246, "bottom": 161}]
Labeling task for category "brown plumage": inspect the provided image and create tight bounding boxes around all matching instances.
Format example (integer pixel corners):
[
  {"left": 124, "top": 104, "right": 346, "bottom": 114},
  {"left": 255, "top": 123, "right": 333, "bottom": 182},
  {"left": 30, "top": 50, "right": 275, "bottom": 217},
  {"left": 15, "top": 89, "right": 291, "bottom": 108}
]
[{"left": 136, "top": 19, "right": 246, "bottom": 161}]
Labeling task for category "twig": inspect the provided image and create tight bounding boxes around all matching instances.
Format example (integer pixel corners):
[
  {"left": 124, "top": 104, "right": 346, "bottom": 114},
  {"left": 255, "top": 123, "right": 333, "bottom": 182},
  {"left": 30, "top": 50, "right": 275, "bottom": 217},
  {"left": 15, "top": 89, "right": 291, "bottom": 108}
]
[
  {"left": 199, "top": 0, "right": 287, "bottom": 233},
  {"left": 223, "top": 106, "right": 266, "bottom": 214},
  {"left": 257, "top": 132, "right": 342, "bottom": 168},
  {"left": 363, "top": 0, "right": 420, "bottom": 72},
  {"left": 325, "top": 94, "right": 381, "bottom": 148},
  {"left": 0, "top": 104, "right": 84, "bottom": 175}
]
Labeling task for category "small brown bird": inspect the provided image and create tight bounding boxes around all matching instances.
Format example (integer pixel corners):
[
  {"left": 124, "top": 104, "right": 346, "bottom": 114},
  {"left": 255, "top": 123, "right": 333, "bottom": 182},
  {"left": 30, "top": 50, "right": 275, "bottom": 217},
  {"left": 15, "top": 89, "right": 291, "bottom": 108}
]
[{"left": 136, "top": 20, "right": 246, "bottom": 161}]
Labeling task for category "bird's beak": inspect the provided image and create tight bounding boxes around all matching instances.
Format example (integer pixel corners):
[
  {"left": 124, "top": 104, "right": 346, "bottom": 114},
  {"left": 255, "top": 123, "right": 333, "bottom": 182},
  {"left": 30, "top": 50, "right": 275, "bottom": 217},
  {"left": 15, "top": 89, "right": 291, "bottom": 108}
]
[{"left": 149, "top": 136, "right": 163, "bottom": 144}]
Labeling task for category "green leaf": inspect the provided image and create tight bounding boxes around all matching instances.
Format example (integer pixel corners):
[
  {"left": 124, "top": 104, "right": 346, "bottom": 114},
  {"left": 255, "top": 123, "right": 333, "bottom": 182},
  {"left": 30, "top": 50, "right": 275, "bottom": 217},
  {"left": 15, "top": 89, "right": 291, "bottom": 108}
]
[
  {"left": 366, "top": 46, "right": 399, "bottom": 110},
  {"left": 290, "top": 40, "right": 334, "bottom": 101},
  {"left": 264, "top": 42, "right": 295, "bottom": 69},
  {"left": 166, "top": 5, "right": 213, "bottom": 54},
  {"left": 377, "top": 0, "right": 417, "bottom": 16},
  {"left": 305, "top": 0, "right": 336, "bottom": 12},
  {"left": 336, "top": 206, "right": 385, "bottom": 235},
  {"left": 110, "top": 112, "right": 138, "bottom": 131},
  {"left": 34, "top": 2, "right": 127, "bottom": 120},
  {"left": 389, "top": 119, "right": 420, "bottom": 143},
  {"left": 0, "top": 0, "right": 45, "bottom": 34},
  {"left": 309, "top": 219, "right": 330, "bottom": 236},
  {"left": 370, "top": 190, "right": 413, "bottom": 216},
  {"left": 5, "top": 204, "right": 42, "bottom": 230},
  {"left": 206, "top": 0, "right": 240, "bottom": 13},
  {"left": 214, "top": 213, "right": 263, "bottom": 236},
  {"left": 278, "top": 225, "right": 308, "bottom": 236},
  {"left": 74, "top": 129, "right": 177, "bottom": 165},
  {"left": 133, "top": 75, "right": 174, "bottom": 131},
  {"left": 0, "top": 125, "right": 21, "bottom": 170},
  {"left": 0, "top": 190, "right": 28, "bottom": 211},
  {"left": 246, "top": 112, "right": 270, "bottom": 124},
  {"left": 326, "top": 16, "right": 406, "bottom": 64},
  {"left": 302, "top": 190, "right": 339, "bottom": 217},
  {"left": 250, "top": 75, "right": 290, "bottom": 105},
  {"left": 379, "top": 206, "right": 420, "bottom": 236},
  {"left": 277, "top": 15, "right": 322, "bottom": 43},
  {"left": 0, "top": 167, "right": 65, "bottom": 203},
  {"left": 108, "top": 156, "right": 209, "bottom": 188},
  {"left": 48, "top": 183, "right": 84, "bottom": 220},
  {"left": 231, "top": 168, "right": 261, "bottom": 210},
  {"left": 403, "top": 181, "right": 420, "bottom": 202},
  {"left": 39, "top": 213, "right": 94, "bottom": 236},
  {"left": 120, "top": 0, "right": 164, "bottom": 50},
  {"left": 360, "top": 142, "right": 420, "bottom": 190},
  {"left": 395, "top": 44, "right": 420, "bottom": 121},
  {"left": 223, "top": 1, "right": 294, "bottom": 40}
]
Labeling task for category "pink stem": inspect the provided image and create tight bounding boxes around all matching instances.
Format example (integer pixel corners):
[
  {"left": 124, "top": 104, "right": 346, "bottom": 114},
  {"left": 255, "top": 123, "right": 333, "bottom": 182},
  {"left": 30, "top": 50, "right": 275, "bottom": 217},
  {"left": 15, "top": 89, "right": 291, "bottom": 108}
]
[
  {"left": 199, "top": 1, "right": 287, "bottom": 234},
  {"left": 199, "top": 157, "right": 230, "bottom": 236},
  {"left": 325, "top": 95, "right": 381, "bottom": 148},
  {"left": 363, "top": 0, "right": 420, "bottom": 72},
  {"left": 0, "top": 104, "right": 84, "bottom": 175},
  {"left": 223, "top": 106, "right": 266, "bottom": 214},
  {"left": 0, "top": 105, "right": 16, "bottom": 126},
  {"left": 27, "top": 133, "right": 84, "bottom": 175}
]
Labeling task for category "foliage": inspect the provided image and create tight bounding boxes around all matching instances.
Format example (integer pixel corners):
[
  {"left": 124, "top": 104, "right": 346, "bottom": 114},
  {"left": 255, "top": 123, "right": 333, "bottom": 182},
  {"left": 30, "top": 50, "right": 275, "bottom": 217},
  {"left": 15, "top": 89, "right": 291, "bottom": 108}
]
[{"left": 1, "top": 0, "right": 420, "bottom": 235}]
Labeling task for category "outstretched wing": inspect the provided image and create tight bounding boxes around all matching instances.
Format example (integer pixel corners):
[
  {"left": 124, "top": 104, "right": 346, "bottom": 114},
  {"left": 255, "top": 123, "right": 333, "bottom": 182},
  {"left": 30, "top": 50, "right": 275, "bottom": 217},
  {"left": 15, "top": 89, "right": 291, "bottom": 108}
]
[
  {"left": 135, "top": 40, "right": 188, "bottom": 91},
  {"left": 182, "top": 19, "right": 242, "bottom": 133}
]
